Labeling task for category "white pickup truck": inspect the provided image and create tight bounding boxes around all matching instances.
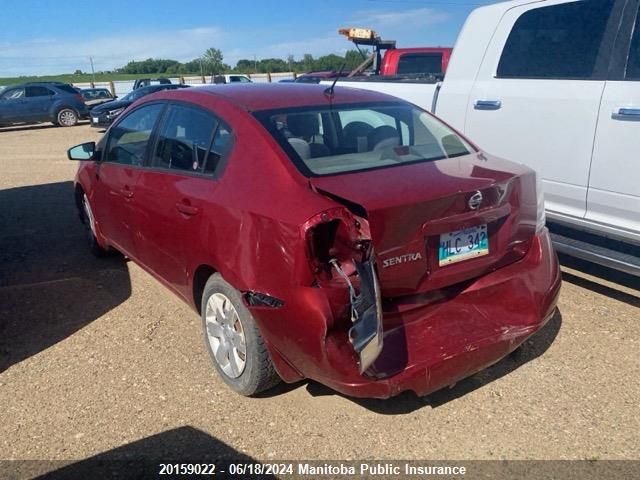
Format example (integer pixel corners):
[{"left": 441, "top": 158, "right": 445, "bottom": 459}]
[{"left": 329, "top": 0, "right": 640, "bottom": 275}]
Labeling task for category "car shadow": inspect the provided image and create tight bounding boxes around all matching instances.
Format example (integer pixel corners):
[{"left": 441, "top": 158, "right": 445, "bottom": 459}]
[
  {"left": 2, "top": 427, "right": 262, "bottom": 479},
  {"left": 0, "top": 124, "right": 58, "bottom": 133},
  {"left": 0, "top": 122, "right": 89, "bottom": 133},
  {"left": 558, "top": 254, "right": 640, "bottom": 308},
  {"left": 0, "top": 181, "right": 131, "bottom": 373},
  {"left": 303, "top": 309, "right": 562, "bottom": 414}
]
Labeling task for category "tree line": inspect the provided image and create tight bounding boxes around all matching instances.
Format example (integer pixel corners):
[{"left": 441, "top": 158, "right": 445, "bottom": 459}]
[{"left": 116, "top": 48, "right": 367, "bottom": 76}]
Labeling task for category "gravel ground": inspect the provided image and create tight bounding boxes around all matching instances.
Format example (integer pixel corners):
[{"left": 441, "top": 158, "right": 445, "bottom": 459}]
[{"left": 0, "top": 124, "right": 638, "bottom": 471}]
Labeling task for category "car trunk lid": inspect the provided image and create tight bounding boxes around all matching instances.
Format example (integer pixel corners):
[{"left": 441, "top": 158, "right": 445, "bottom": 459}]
[{"left": 309, "top": 152, "right": 538, "bottom": 297}]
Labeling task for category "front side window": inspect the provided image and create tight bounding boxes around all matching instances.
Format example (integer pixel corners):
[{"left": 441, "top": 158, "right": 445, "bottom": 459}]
[
  {"left": 497, "top": 0, "right": 615, "bottom": 79},
  {"left": 255, "top": 102, "right": 474, "bottom": 177},
  {"left": 153, "top": 104, "right": 218, "bottom": 173},
  {"left": 105, "top": 103, "right": 165, "bottom": 166},
  {"left": 1, "top": 88, "right": 25, "bottom": 100}
]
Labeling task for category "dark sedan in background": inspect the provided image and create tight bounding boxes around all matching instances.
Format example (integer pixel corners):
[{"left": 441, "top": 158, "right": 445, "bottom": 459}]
[
  {"left": 90, "top": 84, "right": 189, "bottom": 128},
  {"left": 81, "top": 88, "right": 116, "bottom": 108}
]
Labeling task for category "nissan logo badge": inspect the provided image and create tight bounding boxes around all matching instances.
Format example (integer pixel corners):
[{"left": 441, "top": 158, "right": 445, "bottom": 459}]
[{"left": 468, "top": 191, "right": 483, "bottom": 210}]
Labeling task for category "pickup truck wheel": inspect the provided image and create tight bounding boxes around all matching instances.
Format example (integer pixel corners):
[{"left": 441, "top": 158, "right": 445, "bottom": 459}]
[
  {"left": 201, "top": 274, "right": 281, "bottom": 396},
  {"left": 56, "top": 108, "right": 78, "bottom": 127},
  {"left": 82, "top": 193, "right": 109, "bottom": 257}
]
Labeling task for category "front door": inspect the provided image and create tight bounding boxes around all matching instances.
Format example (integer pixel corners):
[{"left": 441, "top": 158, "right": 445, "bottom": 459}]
[
  {"left": 0, "top": 87, "right": 27, "bottom": 124},
  {"left": 91, "top": 103, "right": 166, "bottom": 257}
]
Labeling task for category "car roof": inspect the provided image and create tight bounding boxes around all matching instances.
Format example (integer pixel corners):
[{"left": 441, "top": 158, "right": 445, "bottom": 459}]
[
  {"left": 152, "top": 83, "right": 405, "bottom": 112},
  {"left": 9, "top": 81, "right": 69, "bottom": 88}
]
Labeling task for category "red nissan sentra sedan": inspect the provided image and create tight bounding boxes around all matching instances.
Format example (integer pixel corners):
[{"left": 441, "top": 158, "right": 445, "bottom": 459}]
[{"left": 68, "top": 84, "right": 561, "bottom": 399}]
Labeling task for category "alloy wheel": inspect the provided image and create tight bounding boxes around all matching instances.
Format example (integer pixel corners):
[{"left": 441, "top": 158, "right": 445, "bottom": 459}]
[{"left": 205, "top": 293, "right": 247, "bottom": 378}]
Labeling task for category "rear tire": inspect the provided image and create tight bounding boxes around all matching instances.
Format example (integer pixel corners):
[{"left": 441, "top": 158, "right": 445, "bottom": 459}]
[
  {"left": 201, "top": 274, "right": 281, "bottom": 396},
  {"left": 56, "top": 108, "right": 78, "bottom": 127}
]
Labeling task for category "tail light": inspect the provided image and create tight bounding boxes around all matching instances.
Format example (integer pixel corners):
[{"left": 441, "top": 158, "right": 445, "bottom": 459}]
[
  {"left": 75, "top": 93, "right": 85, "bottom": 104},
  {"left": 303, "top": 208, "right": 383, "bottom": 373},
  {"left": 303, "top": 207, "right": 371, "bottom": 284}
]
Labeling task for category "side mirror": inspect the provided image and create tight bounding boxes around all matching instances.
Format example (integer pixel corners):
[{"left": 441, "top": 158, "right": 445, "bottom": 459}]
[{"left": 68, "top": 142, "right": 97, "bottom": 161}]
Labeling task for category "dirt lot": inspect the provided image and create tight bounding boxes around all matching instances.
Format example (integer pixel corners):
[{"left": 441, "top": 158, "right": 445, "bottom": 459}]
[{"left": 0, "top": 124, "right": 638, "bottom": 471}]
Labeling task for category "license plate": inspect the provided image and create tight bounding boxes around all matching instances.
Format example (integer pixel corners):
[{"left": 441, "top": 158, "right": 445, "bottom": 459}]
[{"left": 439, "top": 225, "right": 489, "bottom": 266}]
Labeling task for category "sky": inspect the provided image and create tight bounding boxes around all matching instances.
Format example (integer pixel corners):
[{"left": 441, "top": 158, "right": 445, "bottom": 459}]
[{"left": 0, "top": 0, "right": 499, "bottom": 77}]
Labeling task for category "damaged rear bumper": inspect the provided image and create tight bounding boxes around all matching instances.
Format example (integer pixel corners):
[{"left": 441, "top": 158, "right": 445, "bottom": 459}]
[
  {"left": 348, "top": 260, "right": 384, "bottom": 373},
  {"left": 249, "top": 228, "right": 561, "bottom": 399}
]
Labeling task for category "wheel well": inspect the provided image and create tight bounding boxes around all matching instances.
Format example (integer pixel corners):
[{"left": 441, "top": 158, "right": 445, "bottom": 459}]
[
  {"left": 74, "top": 184, "right": 85, "bottom": 222},
  {"left": 192, "top": 265, "right": 217, "bottom": 314}
]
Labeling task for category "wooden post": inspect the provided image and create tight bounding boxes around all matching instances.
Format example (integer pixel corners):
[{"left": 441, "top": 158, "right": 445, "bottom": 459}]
[
  {"left": 293, "top": 71, "right": 297, "bottom": 79},
  {"left": 179, "top": 76, "right": 185, "bottom": 85},
  {"left": 267, "top": 72, "right": 272, "bottom": 83},
  {"left": 108, "top": 81, "right": 115, "bottom": 97}
]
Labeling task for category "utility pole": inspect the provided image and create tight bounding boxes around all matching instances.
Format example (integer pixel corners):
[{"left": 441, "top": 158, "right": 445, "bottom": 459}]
[{"left": 89, "top": 56, "right": 96, "bottom": 83}]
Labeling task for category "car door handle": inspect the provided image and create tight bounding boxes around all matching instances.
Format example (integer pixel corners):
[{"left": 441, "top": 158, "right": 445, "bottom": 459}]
[
  {"left": 474, "top": 99, "right": 502, "bottom": 110},
  {"left": 119, "top": 188, "right": 134, "bottom": 199},
  {"left": 612, "top": 107, "right": 640, "bottom": 121},
  {"left": 176, "top": 202, "right": 199, "bottom": 216}
]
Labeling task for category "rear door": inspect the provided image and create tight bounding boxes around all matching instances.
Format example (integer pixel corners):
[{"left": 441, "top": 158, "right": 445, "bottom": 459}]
[
  {"left": 133, "top": 103, "right": 233, "bottom": 297},
  {"left": 24, "top": 86, "right": 54, "bottom": 121},
  {"left": 464, "top": 0, "right": 622, "bottom": 220},
  {"left": 92, "top": 103, "right": 166, "bottom": 256},
  {"left": 587, "top": 1, "right": 640, "bottom": 241}
]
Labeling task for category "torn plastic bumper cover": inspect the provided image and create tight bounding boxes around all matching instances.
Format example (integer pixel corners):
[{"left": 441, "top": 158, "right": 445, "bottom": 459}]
[{"left": 349, "top": 260, "right": 384, "bottom": 373}]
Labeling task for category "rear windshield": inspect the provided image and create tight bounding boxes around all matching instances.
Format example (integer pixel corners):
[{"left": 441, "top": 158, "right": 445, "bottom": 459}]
[
  {"left": 397, "top": 53, "right": 443, "bottom": 75},
  {"left": 254, "top": 102, "right": 474, "bottom": 177}
]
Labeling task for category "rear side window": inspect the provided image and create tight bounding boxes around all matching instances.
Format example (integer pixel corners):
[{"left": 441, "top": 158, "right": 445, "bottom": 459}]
[
  {"left": 204, "top": 123, "right": 233, "bottom": 174},
  {"left": 497, "top": 0, "right": 615, "bottom": 79},
  {"left": 396, "top": 54, "right": 442, "bottom": 75},
  {"left": 55, "top": 84, "right": 80, "bottom": 94},
  {"left": 627, "top": 10, "right": 640, "bottom": 80},
  {"left": 153, "top": 104, "right": 230, "bottom": 175},
  {"left": 105, "top": 103, "right": 165, "bottom": 166}
]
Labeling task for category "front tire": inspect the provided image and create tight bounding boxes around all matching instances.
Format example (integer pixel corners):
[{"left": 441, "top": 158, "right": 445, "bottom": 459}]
[
  {"left": 81, "top": 193, "right": 109, "bottom": 257},
  {"left": 56, "top": 108, "right": 78, "bottom": 127},
  {"left": 201, "top": 274, "right": 281, "bottom": 396}
]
